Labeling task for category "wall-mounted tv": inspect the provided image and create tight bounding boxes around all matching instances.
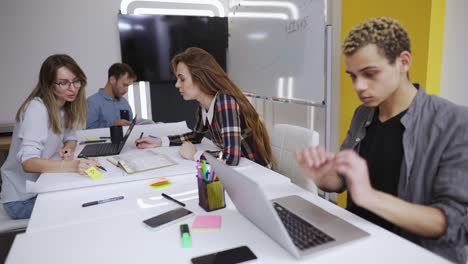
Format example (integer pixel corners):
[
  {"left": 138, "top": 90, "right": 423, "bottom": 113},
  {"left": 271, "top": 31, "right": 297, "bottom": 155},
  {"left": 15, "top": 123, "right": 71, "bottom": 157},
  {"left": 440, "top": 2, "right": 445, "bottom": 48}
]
[{"left": 118, "top": 14, "right": 228, "bottom": 83}]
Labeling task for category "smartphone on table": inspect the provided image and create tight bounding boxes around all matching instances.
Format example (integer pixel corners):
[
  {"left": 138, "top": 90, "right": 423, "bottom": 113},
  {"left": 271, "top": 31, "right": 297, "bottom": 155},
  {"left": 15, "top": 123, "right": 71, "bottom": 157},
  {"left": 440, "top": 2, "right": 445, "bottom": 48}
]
[
  {"left": 191, "top": 246, "right": 257, "bottom": 264},
  {"left": 143, "top": 207, "right": 193, "bottom": 230}
]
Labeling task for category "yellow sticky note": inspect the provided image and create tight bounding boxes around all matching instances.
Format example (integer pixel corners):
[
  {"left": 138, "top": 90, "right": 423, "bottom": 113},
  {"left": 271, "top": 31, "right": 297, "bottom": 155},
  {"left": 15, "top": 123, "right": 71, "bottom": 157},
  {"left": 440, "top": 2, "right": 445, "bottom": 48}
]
[
  {"left": 150, "top": 182, "right": 171, "bottom": 189},
  {"left": 85, "top": 167, "right": 104, "bottom": 180},
  {"left": 86, "top": 137, "right": 100, "bottom": 141}
]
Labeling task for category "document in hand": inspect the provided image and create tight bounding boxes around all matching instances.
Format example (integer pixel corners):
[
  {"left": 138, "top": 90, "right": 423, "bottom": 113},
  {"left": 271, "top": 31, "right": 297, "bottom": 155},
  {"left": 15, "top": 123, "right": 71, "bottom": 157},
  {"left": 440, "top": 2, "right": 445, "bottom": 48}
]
[{"left": 107, "top": 150, "right": 176, "bottom": 174}]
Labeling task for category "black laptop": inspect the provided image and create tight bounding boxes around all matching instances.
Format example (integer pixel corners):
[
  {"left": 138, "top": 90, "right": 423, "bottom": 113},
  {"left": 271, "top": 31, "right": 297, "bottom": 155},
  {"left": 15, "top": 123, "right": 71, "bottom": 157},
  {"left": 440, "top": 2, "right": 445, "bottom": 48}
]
[{"left": 78, "top": 117, "right": 137, "bottom": 158}]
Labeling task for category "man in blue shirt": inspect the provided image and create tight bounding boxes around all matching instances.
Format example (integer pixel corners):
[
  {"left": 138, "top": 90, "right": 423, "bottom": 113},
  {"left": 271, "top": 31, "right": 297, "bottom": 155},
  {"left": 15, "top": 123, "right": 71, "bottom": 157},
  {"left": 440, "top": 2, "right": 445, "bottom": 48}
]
[{"left": 86, "top": 63, "right": 137, "bottom": 129}]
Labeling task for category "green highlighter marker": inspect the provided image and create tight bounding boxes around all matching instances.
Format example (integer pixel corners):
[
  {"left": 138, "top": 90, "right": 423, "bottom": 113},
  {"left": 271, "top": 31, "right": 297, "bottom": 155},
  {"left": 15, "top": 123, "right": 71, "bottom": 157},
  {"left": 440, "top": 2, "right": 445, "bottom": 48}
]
[{"left": 180, "top": 224, "right": 192, "bottom": 248}]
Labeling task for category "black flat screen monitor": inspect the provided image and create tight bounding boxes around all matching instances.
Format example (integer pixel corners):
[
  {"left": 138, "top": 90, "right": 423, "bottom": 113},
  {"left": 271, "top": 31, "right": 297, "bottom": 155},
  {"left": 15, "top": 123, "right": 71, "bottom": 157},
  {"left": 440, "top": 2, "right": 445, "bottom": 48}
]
[{"left": 118, "top": 14, "right": 228, "bottom": 83}]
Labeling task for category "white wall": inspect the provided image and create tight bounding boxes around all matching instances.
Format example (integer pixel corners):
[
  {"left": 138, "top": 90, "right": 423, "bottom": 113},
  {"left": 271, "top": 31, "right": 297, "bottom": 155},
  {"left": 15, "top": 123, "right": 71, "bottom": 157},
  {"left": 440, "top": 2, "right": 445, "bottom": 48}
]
[
  {"left": 247, "top": 0, "right": 341, "bottom": 152},
  {"left": 0, "top": 0, "right": 122, "bottom": 124},
  {"left": 0, "top": 0, "right": 337, "bottom": 148},
  {"left": 440, "top": 0, "right": 468, "bottom": 106},
  {"left": 0, "top": 0, "right": 234, "bottom": 125}
]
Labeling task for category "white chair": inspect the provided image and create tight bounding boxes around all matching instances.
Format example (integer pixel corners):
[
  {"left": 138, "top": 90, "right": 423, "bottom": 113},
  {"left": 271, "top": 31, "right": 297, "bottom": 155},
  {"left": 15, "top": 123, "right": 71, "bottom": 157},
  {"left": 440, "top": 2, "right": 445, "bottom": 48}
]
[
  {"left": 0, "top": 198, "right": 28, "bottom": 233},
  {"left": 465, "top": 250, "right": 468, "bottom": 264},
  {"left": 271, "top": 124, "right": 319, "bottom": 195},
  {"left": 465, "top": 244, "right": 468, "bottom": 264}
]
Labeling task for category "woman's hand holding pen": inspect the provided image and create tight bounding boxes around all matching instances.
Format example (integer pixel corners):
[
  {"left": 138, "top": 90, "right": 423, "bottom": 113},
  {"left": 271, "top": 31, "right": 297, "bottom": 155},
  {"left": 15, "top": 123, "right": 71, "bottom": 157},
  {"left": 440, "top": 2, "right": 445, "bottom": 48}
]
[
  {"left": 180, "top": 141, "right": 197, "bottom": 161},
  {"left": 135, "top": 137, "right": 162, "bottom": 149},
  {"left": 77, "top": 157, "right": 100, "bottom": 175},
  {"left": 58, "top": 147, "right": 74, "bottom": 160}
]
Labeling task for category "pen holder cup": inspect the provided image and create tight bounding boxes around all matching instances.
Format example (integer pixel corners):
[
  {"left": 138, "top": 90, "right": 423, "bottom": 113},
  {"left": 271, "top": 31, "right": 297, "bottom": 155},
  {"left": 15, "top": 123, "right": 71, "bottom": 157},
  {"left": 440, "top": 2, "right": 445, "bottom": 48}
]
[{"left": 197, "top": 177, "right": 226, "bottom": 212}]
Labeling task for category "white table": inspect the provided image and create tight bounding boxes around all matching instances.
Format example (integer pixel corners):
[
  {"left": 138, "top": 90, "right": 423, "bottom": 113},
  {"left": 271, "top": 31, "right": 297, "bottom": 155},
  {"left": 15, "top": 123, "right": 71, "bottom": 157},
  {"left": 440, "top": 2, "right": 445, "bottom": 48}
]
[
  {"left": 5, "top": 123, "right": 450, "bottom": 264},
  {"left": 27, "top": 122, "right": 289, "bottom": 194},
  {"left": 7, "top": 178, "right": 448, "bottom": 263}
]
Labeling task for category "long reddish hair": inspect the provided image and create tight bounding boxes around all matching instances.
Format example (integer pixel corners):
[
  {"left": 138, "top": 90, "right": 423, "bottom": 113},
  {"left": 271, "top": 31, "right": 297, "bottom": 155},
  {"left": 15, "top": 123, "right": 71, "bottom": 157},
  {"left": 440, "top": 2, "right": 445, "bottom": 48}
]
[{"left": 172, "top": 47, "right": 273, "bottom": 166}]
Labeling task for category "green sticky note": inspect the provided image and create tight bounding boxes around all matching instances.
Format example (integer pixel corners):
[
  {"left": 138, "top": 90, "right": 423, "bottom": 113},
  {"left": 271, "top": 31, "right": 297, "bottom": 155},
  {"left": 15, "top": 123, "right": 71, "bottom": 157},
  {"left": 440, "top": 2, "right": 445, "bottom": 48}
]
[
  {"left": 85, "top": 167, "right": 104, "bottom": 180},
  {"left": 86, "top": 137, "right": 100, "bottom": 141}
]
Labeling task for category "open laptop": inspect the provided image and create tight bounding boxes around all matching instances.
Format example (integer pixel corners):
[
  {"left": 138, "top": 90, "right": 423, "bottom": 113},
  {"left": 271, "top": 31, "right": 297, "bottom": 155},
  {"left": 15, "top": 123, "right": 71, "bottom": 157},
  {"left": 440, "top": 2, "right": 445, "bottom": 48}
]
[
  {"left": 77, "top": 116, "right": 137, "bottom": 158},
  {"left": 204, "top": 153, "right": 369, "bottom": 259}
]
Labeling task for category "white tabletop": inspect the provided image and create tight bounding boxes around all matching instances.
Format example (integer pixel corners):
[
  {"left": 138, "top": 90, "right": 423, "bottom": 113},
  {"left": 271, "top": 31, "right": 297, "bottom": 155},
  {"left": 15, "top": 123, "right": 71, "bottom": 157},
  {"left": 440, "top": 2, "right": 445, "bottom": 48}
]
[
  {"left": 27, "top": 123, "right": 289, "bottom": 194},
  {"left": 8, "top": 178, "right": 448, "bottom": 263},
  {"left": 6, "top": 123, "right": 450, "bottom": 264}
]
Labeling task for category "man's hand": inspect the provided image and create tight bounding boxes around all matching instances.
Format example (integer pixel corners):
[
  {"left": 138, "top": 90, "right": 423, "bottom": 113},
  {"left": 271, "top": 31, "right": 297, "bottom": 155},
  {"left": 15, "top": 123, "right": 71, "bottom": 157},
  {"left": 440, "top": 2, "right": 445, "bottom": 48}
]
[
  {"left": 334, "top": 149, "right": 376, "bottom": 207},
  {"left": 296, "top": 146, "right": 338, "bottom": 187},
  {"left": 114, "top": 119, "right": 131, "bottom": 126}
]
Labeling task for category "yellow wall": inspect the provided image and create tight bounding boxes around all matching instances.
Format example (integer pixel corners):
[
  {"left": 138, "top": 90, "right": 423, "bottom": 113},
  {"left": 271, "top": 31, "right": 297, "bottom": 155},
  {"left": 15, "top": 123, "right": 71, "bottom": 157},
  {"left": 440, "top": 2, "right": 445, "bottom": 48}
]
[
  {"left": 426, "top": 0, "right": 446, "bottom": 95},
  {"left": 337, "top": 0, "right": 446, "bottom": 207}
]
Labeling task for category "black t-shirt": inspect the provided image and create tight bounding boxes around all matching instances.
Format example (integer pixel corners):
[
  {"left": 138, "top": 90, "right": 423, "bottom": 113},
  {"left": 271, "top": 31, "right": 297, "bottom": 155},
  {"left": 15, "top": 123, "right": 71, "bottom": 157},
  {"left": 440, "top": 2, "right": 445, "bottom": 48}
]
[{"left": 347, "top": 108, "right": 407, "bottom": 233}]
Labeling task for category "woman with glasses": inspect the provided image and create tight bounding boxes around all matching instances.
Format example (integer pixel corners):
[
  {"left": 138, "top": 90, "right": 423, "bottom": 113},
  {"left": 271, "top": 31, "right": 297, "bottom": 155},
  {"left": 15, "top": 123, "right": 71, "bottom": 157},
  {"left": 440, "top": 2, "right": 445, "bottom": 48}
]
[
  {"left": 0, "top": 54, "right": 98, "bottom": 219},
  {"left": 135, "top": 47, "right": 273, "bottom": 167}
]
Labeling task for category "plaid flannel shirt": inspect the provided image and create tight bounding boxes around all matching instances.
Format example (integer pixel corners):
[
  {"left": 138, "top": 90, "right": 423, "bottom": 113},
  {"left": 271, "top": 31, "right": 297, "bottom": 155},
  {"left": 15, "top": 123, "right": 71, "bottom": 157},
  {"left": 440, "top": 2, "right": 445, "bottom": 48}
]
[{"left": 168, "top": 93, "right": 268, "bottom": 167}]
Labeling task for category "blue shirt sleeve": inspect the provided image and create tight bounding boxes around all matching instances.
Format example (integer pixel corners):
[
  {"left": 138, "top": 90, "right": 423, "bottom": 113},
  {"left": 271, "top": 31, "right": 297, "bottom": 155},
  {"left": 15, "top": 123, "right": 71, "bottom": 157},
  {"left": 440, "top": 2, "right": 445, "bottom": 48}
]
[
  {"left": 87, "top": 91, "right": 134, "bottom": 129},
  {"left": 86, "top": 96, "right": 106, "bottom": 129}
]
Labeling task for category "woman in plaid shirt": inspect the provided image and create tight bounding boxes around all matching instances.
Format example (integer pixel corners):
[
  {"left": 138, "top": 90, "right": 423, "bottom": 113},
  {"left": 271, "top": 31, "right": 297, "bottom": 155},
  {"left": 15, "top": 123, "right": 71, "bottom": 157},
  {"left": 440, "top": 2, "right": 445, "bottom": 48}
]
[{"left": 136, "top": 47, "right": 273, "bottom": 167}]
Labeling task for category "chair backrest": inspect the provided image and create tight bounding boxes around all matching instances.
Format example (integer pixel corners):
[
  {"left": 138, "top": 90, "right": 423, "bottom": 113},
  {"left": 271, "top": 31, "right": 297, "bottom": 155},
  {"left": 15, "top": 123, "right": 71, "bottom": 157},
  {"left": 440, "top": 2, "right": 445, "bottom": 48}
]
[
  {"left": 0, "top": 198, "right": 29, "bottom": 233},
  {"left": 465, "top": 246, "right": 468, "bottom": 264},
  {"left": 271, "top": 124, "right": 319, "bottom": 194}
]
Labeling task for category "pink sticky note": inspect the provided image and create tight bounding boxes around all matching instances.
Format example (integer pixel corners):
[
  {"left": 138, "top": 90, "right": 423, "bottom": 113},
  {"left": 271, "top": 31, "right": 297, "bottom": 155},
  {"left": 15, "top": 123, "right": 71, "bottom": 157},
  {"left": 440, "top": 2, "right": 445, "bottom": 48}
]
[
  {"left": 149, "top": 178, "right": 169, "bottom": 186},
  {"left": 192, "top": 215, "right": 222, "bottom": 229}
]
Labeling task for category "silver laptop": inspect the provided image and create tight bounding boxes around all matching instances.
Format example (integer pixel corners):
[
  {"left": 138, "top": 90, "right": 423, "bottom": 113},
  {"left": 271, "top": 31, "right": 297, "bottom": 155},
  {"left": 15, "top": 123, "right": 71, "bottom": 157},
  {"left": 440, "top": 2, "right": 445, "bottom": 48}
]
[{"left": 204, "top": 153, "right": 369, "bottom": 259}]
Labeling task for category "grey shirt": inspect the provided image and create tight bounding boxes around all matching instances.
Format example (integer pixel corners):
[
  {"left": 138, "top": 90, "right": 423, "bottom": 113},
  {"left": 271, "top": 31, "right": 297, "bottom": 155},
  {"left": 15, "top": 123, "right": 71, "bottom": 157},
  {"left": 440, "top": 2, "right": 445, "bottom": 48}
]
[
  {"left": 1, "top": 98, "right": 77, "bottom": 203},
  {"left": 341, "top": 86, "right": 468, "bottom": 264}
]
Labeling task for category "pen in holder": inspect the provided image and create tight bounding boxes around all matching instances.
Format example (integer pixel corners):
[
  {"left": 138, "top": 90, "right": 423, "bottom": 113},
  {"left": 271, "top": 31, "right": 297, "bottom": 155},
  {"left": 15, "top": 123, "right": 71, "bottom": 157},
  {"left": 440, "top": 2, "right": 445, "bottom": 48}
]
[{"left": 196, "top": 161, "right": 226, "bottom": 212}]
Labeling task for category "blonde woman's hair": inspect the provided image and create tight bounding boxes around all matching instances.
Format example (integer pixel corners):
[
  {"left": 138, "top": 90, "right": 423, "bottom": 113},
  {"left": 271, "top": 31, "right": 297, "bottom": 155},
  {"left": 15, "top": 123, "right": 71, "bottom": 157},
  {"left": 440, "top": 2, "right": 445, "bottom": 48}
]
[
  {"left": 343, "top": 17, "right": 411, "bottom": 64},
  {"left": 16, "top": 54, "right": 87, "bottom": 134},
  {"left": 171, "top": 47, "right": 274, "bottom": 166}
]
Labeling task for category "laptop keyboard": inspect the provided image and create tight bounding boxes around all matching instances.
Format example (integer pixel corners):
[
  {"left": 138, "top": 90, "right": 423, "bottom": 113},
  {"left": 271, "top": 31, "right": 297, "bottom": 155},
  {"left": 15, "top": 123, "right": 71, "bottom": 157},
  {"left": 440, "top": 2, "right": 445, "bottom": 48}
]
[
  {"left": 273, "top": 202, "right": 335, "bottom": 250},
  {"left": 78, "top": 143, "right": 120, "bottom": 157}
]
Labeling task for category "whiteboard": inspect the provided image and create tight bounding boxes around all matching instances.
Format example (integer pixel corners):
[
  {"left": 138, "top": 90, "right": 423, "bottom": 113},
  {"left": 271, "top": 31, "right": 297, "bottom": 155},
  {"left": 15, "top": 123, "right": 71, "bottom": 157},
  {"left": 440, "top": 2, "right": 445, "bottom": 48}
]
[{"left": 227, "top": 0, "right": 327, "bottom": 104}]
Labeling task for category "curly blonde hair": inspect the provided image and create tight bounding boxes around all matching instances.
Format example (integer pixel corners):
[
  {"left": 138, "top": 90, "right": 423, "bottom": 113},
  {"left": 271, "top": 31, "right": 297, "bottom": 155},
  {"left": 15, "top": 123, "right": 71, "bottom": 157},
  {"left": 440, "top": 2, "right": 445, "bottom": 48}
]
[{"left": 343, "top": 17, "right": 410, "bottom": 64}]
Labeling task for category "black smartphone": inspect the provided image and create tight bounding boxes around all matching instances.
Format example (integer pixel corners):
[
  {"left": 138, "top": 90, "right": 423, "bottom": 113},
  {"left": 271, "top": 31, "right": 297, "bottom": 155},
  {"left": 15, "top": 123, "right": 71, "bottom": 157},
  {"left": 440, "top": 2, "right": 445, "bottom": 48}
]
[
  {"left": 143, "top": 207, "right": 192, "bottom": 230},
  {"left": 120, "top": 109, "right": 130, "bottom": 121},
  {"left": 191, "top": 246, "right": 257, "bottom": 264}
]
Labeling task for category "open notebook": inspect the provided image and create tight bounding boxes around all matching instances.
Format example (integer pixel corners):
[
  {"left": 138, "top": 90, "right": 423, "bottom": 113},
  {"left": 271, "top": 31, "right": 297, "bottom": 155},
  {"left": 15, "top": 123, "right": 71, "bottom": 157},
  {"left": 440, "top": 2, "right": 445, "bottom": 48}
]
[{"left": 107, "top": 150, "right": 176, "bottom": 174}]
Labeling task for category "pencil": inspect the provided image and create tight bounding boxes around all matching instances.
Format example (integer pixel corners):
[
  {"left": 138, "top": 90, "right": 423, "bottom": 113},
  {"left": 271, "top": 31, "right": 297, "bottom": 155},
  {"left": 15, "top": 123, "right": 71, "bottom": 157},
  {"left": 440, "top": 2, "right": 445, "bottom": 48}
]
[{"left": 136, "top": 132, "right": 144, "bottom": 147}]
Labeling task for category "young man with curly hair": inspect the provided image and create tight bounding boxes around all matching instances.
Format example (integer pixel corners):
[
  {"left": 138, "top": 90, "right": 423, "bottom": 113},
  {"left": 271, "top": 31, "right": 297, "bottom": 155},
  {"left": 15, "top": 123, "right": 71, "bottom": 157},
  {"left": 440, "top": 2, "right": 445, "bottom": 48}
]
[{"left": 297, "top": 17, "right": 468, "bottom": 263}]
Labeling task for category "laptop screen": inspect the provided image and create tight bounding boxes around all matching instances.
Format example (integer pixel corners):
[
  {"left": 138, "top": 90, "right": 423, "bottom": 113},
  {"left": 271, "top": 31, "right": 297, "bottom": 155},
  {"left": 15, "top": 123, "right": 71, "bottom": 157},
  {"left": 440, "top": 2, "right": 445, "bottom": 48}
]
[{"left": 120, "top": 116, "right": 137, "bottom": 145}]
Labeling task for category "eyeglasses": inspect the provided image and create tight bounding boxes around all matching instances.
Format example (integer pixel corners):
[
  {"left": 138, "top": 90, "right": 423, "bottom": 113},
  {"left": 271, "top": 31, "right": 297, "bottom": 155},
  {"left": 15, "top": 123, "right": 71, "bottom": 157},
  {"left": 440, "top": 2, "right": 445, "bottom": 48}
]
[{"left": 54, "top": 79, "right": 82, "bottom": 90}]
